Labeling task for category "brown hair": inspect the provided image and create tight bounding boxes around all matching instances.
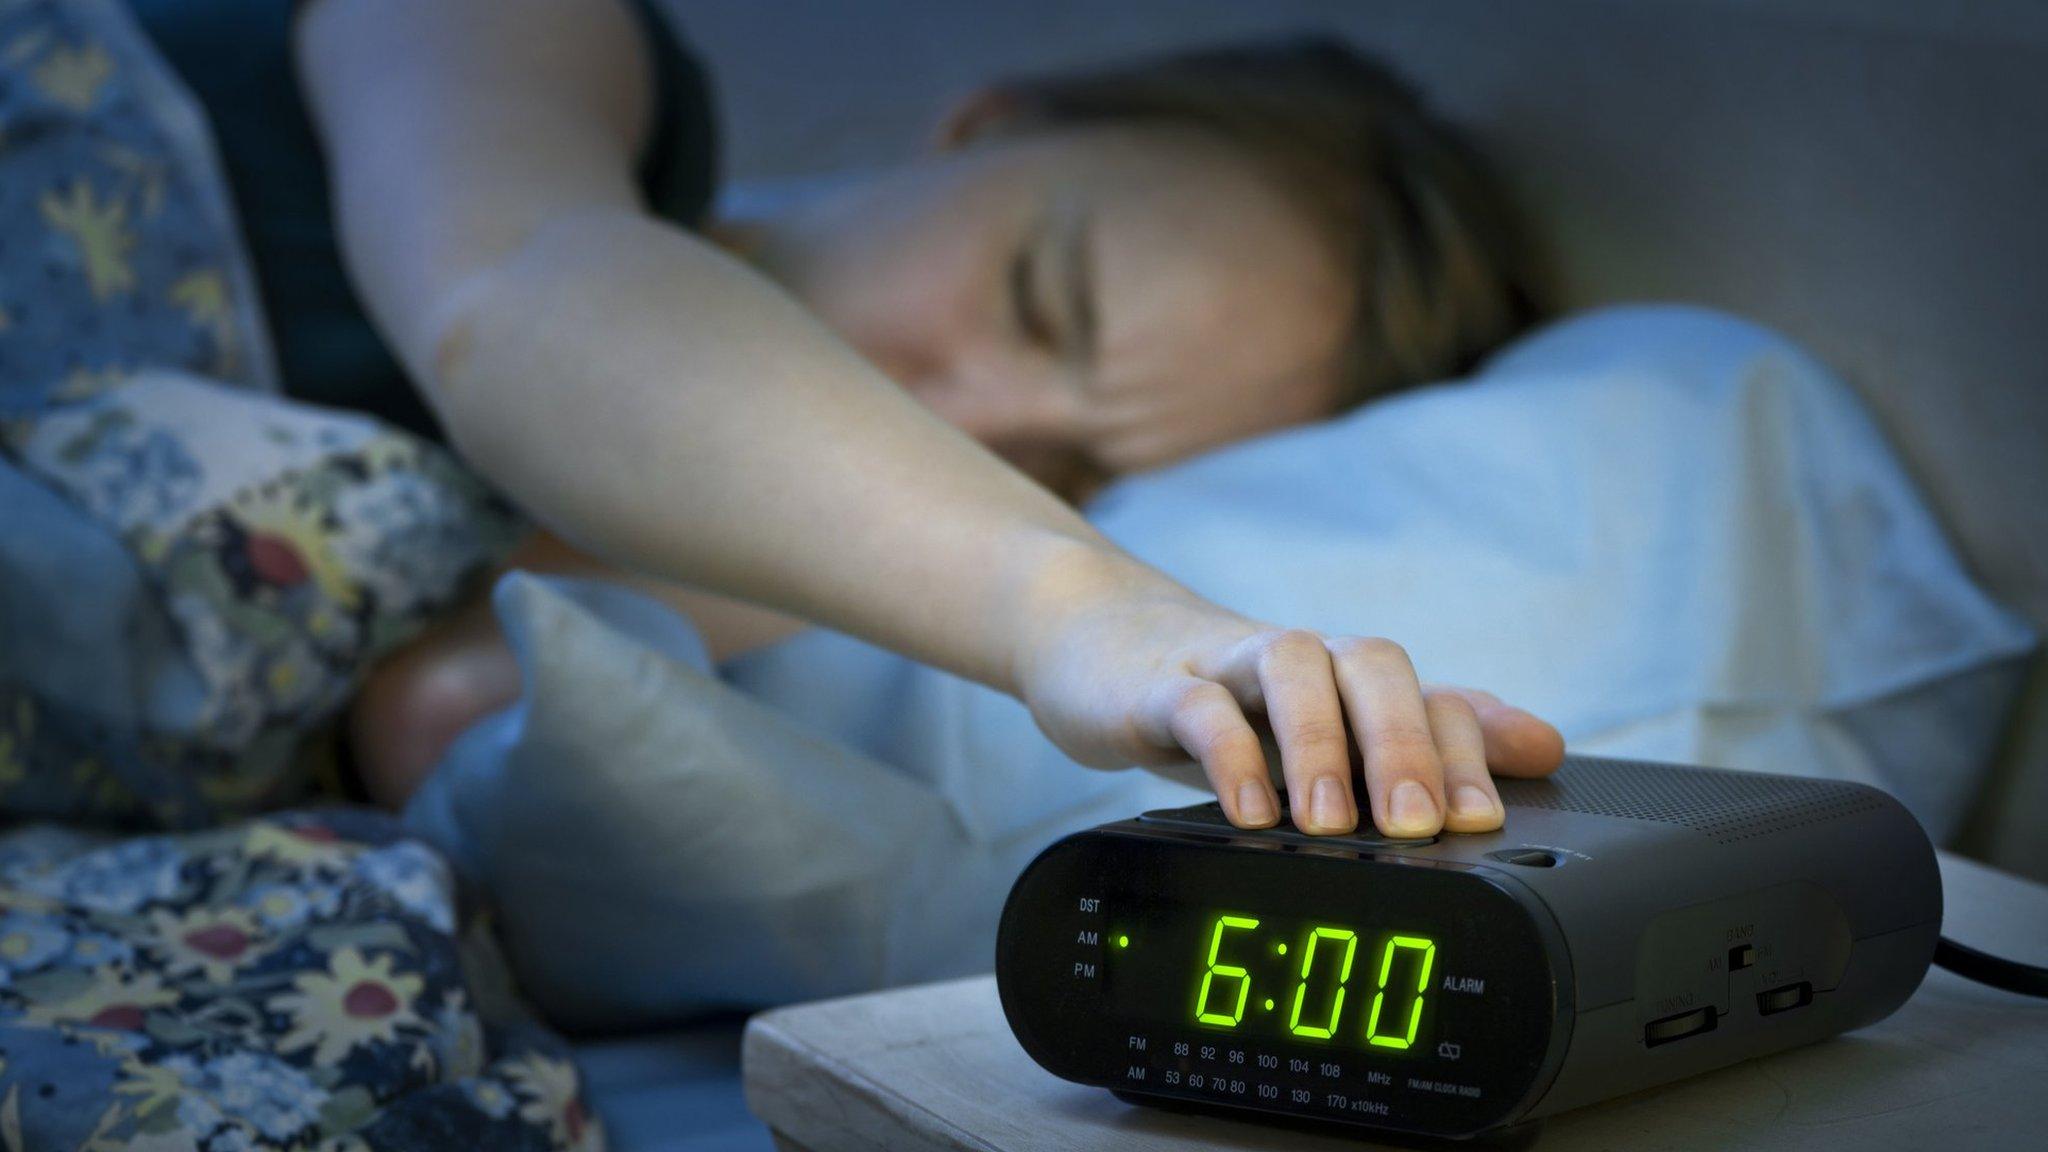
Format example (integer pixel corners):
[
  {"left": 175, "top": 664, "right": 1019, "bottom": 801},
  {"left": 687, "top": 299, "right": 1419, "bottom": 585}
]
[{"left": 955, "top": 37, "right": 1542, "bottom": 407}]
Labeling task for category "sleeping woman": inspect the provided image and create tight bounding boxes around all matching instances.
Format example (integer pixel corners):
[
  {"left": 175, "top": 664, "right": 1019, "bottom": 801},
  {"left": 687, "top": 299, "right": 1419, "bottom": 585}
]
[
  {"left": 0, "top": 0, "right": 1563, "bottom": 1146},
  {"left": 299, "top": 0, "right": 1565, "bottom": 834}
]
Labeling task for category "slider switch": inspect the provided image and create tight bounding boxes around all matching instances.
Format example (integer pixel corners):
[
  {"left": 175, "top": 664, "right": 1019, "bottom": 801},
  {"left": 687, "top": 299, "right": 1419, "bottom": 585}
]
[
  {"left": 1644, "top": 1006, "right": 1716, "bottom": 1046},
  {"left": 1757, "top": 982, "right": 1812, "bottom": 1015}
]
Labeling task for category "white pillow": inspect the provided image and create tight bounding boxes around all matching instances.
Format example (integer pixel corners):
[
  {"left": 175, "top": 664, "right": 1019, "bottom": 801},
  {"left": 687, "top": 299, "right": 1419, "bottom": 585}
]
[
  {"left": 727, "top": 305, "right": 2035, "bottom": 839},
  {"left": 404, "top": 573, "right": 1015, "bottom": 1030}
]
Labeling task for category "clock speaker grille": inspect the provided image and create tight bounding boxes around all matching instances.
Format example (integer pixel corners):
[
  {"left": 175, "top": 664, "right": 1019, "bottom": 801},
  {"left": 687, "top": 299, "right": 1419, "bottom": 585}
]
[{"left": 1496, "top": 756, "right": 1888, "bottom": 844}]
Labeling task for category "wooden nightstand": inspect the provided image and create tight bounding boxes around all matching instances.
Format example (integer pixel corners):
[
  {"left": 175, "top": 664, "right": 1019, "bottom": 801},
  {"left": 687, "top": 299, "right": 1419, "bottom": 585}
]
[{"left": 744, "top": 853, "right": 2048, "bottom": 1151}]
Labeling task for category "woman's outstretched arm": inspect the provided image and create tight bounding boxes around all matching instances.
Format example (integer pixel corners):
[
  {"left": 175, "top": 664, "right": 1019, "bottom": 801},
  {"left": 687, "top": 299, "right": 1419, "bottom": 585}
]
[
  {"left": 295, "top": 0, "right": 1081, "bottom": 691},
  {"left": 295, "top": 0, "right": 1563, "bottom": 835}
]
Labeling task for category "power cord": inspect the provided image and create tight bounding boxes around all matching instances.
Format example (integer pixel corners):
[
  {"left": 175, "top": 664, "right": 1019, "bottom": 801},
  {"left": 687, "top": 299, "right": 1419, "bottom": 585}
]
[{"left": 1934, "top": 935, "right": 2048, "bottom": 998}]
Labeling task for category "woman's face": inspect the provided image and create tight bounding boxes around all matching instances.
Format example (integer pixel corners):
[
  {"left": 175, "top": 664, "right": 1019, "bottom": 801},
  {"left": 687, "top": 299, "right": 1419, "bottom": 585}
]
[{"left": 729, "top": 124, "right": 1356, "bottom": 499}]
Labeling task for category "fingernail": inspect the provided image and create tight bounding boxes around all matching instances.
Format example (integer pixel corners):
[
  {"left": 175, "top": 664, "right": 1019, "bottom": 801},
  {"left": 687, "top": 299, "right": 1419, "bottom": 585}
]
[
  {"left": 1236, "top": 781, "right": 1276, "bottom": 826},
  {"left": 1389, "top": 781, "right": 1439, "bottom": 833},
  {"left": 1452, "top": 785, "right": 1498, "bottom": 820},
  {"left": 1310, "top": 777, "right": 1350, "bottom": 831}
]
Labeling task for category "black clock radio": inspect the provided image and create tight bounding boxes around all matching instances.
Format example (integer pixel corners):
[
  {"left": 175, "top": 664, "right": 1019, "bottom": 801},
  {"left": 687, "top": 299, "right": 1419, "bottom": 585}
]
[{"left": 994, "top": 755, "right": 1943, "bottom": 1139}]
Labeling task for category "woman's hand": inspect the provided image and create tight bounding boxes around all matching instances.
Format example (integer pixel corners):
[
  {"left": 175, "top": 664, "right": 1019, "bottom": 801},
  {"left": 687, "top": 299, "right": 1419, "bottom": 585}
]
[{"left": 1015, "top": 549, "right": 1565, "bottom": 838}]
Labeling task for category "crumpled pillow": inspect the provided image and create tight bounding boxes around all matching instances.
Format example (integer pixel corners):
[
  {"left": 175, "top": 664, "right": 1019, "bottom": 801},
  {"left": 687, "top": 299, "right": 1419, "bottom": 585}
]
[
  {"left": 0, "top": 370, "right": 520, "bottom": 828},
  {"left": 403, "top": 573, "right": 1124, "bottom": 1033}
]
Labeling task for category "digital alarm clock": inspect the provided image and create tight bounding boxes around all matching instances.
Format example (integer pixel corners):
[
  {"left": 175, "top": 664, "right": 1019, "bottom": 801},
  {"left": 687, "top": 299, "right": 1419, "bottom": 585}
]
[{"left": 994, "top": 756, "right": 1942, "bottom": 1139}]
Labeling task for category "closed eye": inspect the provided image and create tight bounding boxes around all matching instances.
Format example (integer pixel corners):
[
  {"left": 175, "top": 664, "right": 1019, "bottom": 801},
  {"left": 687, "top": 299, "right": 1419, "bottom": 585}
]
[{"left": 1009, "top": 240, "right": 1056, "bottom": 352}]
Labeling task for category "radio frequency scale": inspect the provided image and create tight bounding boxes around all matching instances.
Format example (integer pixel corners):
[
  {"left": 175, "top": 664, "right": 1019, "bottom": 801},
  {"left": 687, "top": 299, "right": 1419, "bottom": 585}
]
[{"left": 994, "top": 756, "right": 1943, "bottom": 1139}]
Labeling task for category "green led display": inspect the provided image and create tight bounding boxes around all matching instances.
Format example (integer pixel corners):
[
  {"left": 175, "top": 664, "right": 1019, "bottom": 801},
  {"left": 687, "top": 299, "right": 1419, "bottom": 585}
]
[
  {"left": 1366, "top": 935, "right": 1438, "bottom": 1049},
  {"left": 1187, "top": 914, "right": 1436, "bottom": 1050},
  {"left": 1286, "top": 927, "right": 1358, "bottom": 1039},
  {"left": 1193, "top": 915, "right": 1260, "bottom": 1026}
]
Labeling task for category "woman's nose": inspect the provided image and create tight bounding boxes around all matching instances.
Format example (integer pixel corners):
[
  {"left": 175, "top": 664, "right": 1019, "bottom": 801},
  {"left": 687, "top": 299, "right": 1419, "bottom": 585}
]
[
  {"left": 903, "top": 352, "right": 1070, "bottom": 446},
  {"left": 907, "top": 373, "right": 1009, "bottom": 442},
  {"left": 861, "top": 338, "right": 937, "bottom": 393},
  {"left": 866, "top": 347, "right": 997, "bottom": 435}
]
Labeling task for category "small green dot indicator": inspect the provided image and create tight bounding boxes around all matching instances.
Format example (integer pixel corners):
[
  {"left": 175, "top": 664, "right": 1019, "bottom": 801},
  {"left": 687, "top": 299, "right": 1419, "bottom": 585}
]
[
  {"left": 1263, "top": 998, "right": 1276, "bottom": 1011},
  {"left": 1276, "top": 942, "right": 1288, "bottom": 955},
  {"left": 1116, "top": 934, "right": 1130, "bottom": 949}
]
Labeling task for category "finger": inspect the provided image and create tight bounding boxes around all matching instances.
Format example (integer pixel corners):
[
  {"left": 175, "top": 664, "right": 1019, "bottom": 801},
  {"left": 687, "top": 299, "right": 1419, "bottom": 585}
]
[
  {"left": 1426, "top": 689, "right": 1502, "bottom": 832},
  {"left": 1329, "top": 637, "right": 1444, "bottom": 838},
  {"left": 1429, "top": 685, "right": 1566, "bottom": 777},
  {"left": 1156, "top": 678, "right": 1279, "bottom": 829},
  {"left": 1242, "top": 631, "right": 1357, "bottom": 835}
]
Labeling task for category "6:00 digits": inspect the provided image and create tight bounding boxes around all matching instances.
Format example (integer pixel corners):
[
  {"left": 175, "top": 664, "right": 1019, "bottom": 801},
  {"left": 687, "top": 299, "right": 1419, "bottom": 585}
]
[{"left": 1193, "top": 915, "right": 1437, "bottom": 1049}]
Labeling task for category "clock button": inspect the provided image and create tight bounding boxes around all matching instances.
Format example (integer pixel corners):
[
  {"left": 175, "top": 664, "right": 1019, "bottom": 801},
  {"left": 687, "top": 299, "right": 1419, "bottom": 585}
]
[
  {"left": 1486, "top": 848, "right": 1562, "bottom": 868},
  {"left": 1136, "top": 802, "right": 1434, "bottom": 849},
  {"left": 1322, "top": 827, "right": 1436, "bottom": 850}
]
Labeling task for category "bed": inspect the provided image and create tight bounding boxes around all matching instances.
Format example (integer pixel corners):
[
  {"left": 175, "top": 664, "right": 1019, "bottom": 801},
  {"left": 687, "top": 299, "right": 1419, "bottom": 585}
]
[{"left": 576, "top": 1, "right": 2048, "bottom": 1146}]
